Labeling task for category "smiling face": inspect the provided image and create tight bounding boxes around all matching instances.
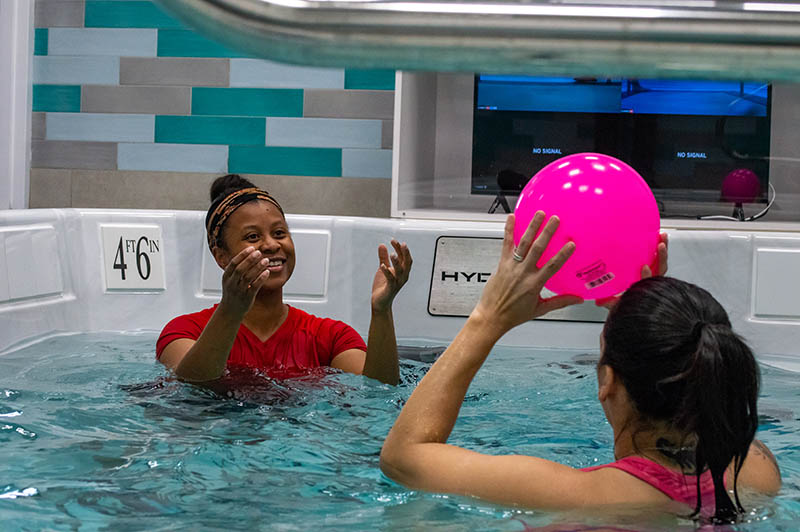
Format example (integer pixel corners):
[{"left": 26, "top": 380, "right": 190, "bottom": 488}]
[{"left": 215, "top": 199, "right": 295, "bottom": 291}]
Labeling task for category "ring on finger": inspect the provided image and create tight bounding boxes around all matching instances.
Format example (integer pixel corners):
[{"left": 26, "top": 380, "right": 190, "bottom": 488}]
[{"left": 512, "top": 248, "right": 525, "bottom": 262}]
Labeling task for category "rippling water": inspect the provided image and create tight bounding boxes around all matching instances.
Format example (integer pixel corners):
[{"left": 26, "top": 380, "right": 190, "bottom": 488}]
[{"left": 0, "top": 332, "right": 798, "bottom": 531}]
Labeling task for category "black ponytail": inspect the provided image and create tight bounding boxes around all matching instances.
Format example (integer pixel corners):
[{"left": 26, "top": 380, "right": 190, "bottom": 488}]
[
  {"left": 603, "top": 277, "right": 760, "bottom": 523},
  {"left": 675, "top": 322, "right": 759, "bottom": 521}
]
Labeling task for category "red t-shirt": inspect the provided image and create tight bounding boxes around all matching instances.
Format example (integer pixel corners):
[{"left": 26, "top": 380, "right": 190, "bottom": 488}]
[{"left": 156, "top": 305, "right": 366, "bottom": 372}]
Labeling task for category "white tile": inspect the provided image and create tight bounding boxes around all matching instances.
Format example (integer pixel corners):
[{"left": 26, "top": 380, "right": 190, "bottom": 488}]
[
  {"left": 284, "top": 230, "right": 329, "bottom": 298},
  {"left": 5, "top": 232, "right": 37, "bottom": 300},
  {"left": 33, "top": 56, "right": 120, "bottom": 85},
  {"left": 230, "top": 59, "right": 344, "bottom": 89},
  {"left": 47, "top": 113, "right": 154, "bottom": 142},
  {"left": 49, "top": 28, "right": 157, "bottom": 57},
  {"left": 31, "top": 229, "right": 63, "bottom": 297},
  {"left": 118, "top": 143, "right": 228, "bottom": 172},
  {"left": 201, "top": 247, "right": 222, "bottom": 295},
  {"left": 266, "top": 118, "right": 382, "bottom": 149},
  {"left": 754, "top": 248, "right": 800, "bottom": 318},
  {"left": 342, "top": 149, "right": 393, "bottom": 178},
  {"left": 0, "top": 233, "right": 9, "bottom": 302}
]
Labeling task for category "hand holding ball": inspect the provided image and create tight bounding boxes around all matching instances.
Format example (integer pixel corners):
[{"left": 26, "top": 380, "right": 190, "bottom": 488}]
[{"left": 513, "top": 153, "right": 661, "bottom": 300}]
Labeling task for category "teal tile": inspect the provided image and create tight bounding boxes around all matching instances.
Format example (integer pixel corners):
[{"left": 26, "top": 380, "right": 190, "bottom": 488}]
[
  {"left": 34, "top": 29, "right": 48, "bottom": 56},
  {"left": 344, "top": 69, "right": 395, "bottom": 90},
  {"left": 229, "top": 146, "right": 341, "bottom": 176},
  {"left": 33, "top": 85, "right": 81, "bottom": 112},
  {"left": 192, "top": 88, "right": 303, "bottom": 117},
  {"left": 157, "top": 29, "right": 250, "bottom": 58},
  {"left": 155, "top": 116, "right": 265, "bottom": 145},
  {"left": 85, "top": 1, "right": 184, "bottom": 29}
]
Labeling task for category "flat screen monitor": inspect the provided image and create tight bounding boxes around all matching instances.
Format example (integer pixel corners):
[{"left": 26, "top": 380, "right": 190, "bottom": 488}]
[{"left": 471, "top": 75, "right": 771, "bottom": 205}]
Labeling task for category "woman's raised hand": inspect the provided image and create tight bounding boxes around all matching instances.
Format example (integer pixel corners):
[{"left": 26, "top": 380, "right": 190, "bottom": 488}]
[
  {"left": 472, "top": 212, "right": 583, "bottom": 338},
  {"left": 371, "top": 240, "right": 413, "bottom": 314},
  {"left": 219, "top": 246, "right": 271, "bottom": 317},
  {"left": 594, "top": 232, "right": 669, "bottom": 309}
]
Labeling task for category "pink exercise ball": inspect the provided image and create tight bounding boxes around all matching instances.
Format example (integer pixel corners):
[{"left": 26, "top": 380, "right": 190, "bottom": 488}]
[
  {"left": 513, "top": 153, "right": 661, "bottom": 300},
  {"left": 721, "top": 168, "right": 761, "bottom": 204}
]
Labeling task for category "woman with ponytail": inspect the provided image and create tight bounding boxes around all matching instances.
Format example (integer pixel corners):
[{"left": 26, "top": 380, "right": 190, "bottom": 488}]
[
  {"left": 156, "top": 174, "right": 412, "bottom": 385},
  {"left": 381, "top": 211, "right": 780, "bottom": 522}
]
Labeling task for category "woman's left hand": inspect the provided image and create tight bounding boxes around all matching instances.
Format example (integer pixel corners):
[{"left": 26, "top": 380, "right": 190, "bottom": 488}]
[
  {"left": 594, "top": 231, "right": 669, "bottom": 309},
  {"left": 472, "top": 212, "right": 583, "bottom": 339},
  {"left": 371, "top": 240, "right": 413, "bottom": 314}
]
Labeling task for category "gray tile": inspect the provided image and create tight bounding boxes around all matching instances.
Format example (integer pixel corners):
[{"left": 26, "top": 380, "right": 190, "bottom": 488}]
[
  {"left": 29, "top": 169, "right": 72, "bottom": 208},
  {"left": 230, "top": 59, "right": 343, "bottom": 89},
  {"left": 35, "top": 0, "right": 85, "bottom": 28},
  {"left": 120, "top": 58, "right": 229, "bottom": 87},
  {"left": 240, "top": 175, "right": 391, "bottom": 217},
  {"left": 32, "top": 112, "right": 47, "bottom": 140},
  {"left": 342, "top": 149, "right": 392, "bottom": 178},
  {"left": 381, "top": 120, "right": 393, "bottom": 149},
  {"left": 118, "top": 143, "right": 227, "bottom": 173},
  {"left": 71, "top": 171, "right": 216, "bottom": 209},
  {"left": 303, "top": 90, "right": 394, "bottom": 120},
  {"left": 34, "top": 56, "right": 119, "bottom": 85},
  {"left": 32, "top": 140, "right": 117, "bottom": 170},
  {"left": 265, "top": 118, "right": 382, "bottom": 148},
  {"left": 46, "top": 113, "right": 154, "bottom": 142},
  {"left": 82, "top": 85, "right": 190, "bottom": 114},
  {"left": 48, "top": 28, "right": 157, "bottom": 57}
]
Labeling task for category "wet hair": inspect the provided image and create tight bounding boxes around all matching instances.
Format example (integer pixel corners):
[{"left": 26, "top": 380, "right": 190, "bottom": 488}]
[
  {"left": 602, "top": 276, "right": 759, "bottom": 523},
  {"left": 205, "top": 174, "right": 284, "bottom": 251}
]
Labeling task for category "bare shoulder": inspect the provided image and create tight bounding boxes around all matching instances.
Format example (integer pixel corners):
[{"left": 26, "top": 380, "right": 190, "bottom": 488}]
[{"left": 732, "top": 439, "right": 781, "bottom": 495}]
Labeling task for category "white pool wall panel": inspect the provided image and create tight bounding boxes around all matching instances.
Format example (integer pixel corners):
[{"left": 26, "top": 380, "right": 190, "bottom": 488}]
[{"left": 0, "top": 209, "right": 799, "bottom": 372}]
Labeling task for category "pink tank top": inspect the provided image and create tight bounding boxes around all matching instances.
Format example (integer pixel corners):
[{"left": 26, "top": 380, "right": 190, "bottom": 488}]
[{"left": 582, "top": 456, "right": 723, "bottom": 509}]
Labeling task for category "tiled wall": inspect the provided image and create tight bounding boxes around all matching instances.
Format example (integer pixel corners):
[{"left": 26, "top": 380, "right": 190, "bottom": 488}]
[{"left": 30, "top": 0, "right": 395, "bottom": 216}]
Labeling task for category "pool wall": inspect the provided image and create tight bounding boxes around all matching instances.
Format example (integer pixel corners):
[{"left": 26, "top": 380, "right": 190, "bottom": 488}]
[{"left": 1, "top": 208, "right": 799, "bottom": 371}]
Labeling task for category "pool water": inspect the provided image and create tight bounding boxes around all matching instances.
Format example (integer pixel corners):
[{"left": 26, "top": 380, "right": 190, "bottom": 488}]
[{"left": 0, "top": 333, "right": 798, "bottom": 531}]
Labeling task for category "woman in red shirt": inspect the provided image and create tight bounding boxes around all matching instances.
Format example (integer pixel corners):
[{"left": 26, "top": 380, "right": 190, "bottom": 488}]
[{"left": 157, "top": 174, "right": 411, "bottom": 385}]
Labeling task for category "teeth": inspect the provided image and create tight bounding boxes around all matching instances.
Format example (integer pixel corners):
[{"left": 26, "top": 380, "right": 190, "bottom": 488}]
[{"left": 268, "top": 260, "right": 282, "bottom": 267}]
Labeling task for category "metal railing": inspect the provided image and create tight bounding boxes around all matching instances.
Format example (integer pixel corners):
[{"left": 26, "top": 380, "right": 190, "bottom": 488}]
[{"left": 158, "top": 0, "right": 800, "bottom": 79}]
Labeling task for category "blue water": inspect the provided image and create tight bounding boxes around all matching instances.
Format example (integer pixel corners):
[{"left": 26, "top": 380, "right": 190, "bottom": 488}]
[{"left": 0, "top": 332, "right": 798, "bottom": 531}]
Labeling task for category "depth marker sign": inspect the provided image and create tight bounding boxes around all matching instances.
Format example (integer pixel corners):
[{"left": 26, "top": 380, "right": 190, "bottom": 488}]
[{"left": 101, "top": 224, "right": 166, "bottom": 291}]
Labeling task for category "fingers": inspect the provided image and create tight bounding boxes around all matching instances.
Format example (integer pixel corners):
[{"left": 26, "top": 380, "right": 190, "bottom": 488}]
[
  {"left": 502, "top": 214, "right": 516, "bottom": 257},
  {"left": 377, "top": 243, "right": 390, "bottom": 268},
  {"left": 222, "top": 247, "right": 270, "bottom": 289},
  {"left": 594, "top": 295, "right": 620, "bottom": 309},
  {"left": 657, "top": 232, "right": 669, "bottom": 275},
  {"left": 385, "top": 239, "right": 412, "bottom": 281},
  {"left": 526, "top": 214, "right": 560, "bottom": 267},
  {"left": 223, "top": 246, "right": 256, "bottom": 276},
  {"left": 642, "top": 232, "right": 668, "bottom": 280},
  {"left": 538, "top": 238, "right": 575, "bottom": 282},
  {"left": 512, "top": 211, "right": 544, "bottom": 260},
  {"left": 379, "top": 262, "right": 395, "bottom": 283},
  {"left": 390, "top": 239, "right": 412, "bottom": 266},
  {"left": 248, "top": 268, "right": 271, "bottom": 292}
]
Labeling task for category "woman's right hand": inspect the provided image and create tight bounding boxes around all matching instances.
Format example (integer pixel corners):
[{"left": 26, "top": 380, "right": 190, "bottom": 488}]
[
  {"left": 218, "top": 246, "right": 271, "bottom": 317},
  {"left": 471, "top": 212, "right": 583, "bottom": 339}
]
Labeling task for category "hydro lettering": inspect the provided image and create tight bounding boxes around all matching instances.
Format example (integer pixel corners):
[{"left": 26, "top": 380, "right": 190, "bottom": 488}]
[{"left": 440, "top": 271, "right": 492, "bottom": 283}]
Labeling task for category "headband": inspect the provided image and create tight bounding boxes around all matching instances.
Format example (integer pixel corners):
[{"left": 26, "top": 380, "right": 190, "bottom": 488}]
[{"left": 205, "top": 187, "right": 284, "bottom": 250}]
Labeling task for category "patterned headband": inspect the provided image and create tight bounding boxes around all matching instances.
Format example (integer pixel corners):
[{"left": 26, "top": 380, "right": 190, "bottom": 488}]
[{"left": 205, "top": 187, "right": 284, "bottom": 250}]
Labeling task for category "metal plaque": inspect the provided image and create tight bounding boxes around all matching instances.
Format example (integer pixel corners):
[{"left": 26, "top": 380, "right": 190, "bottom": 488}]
[{"left": 428, "top": 236, "right": 607, "bottom": 322}]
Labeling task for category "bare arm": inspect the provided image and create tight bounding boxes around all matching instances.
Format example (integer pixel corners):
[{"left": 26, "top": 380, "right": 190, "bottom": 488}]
[
  {"left": 159, "top": 246, "right": 270, "bottom": 381},
  {"left": 333, "top": 240, "right": 411, "bottom": 385},
  {"left": 381, "top": 213, "right": 589, "bottom": 507},
  {"left": 732, "top": 439, "right": 782, "bottom": 495}
]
